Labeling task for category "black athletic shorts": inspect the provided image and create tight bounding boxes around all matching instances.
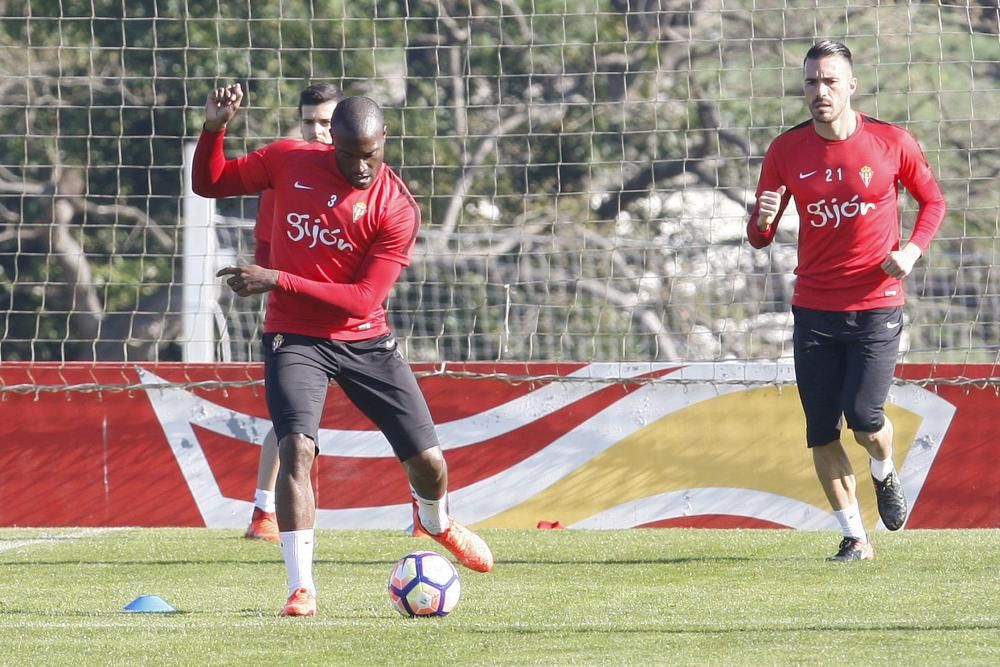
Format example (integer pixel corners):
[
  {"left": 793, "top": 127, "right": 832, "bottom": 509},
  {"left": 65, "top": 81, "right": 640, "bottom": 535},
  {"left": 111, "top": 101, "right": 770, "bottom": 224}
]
[
  {"left": 792, "top": 306, "right": 902, "bottom": 447},
  {"left": 262, "top": 331, "right": 439, "bottom": 461}
]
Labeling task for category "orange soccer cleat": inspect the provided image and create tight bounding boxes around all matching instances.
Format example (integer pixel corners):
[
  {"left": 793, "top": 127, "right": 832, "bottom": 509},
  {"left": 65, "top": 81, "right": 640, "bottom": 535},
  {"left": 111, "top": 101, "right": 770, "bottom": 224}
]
[
  {"left": 244, "top": 507, "right": 280, "bottom": 544},
  {"left": 412, "top": 504, "right": 494, "bottom": 573},
  {"left": 279, "top": 587, "right": 317, "bottom": 617}
]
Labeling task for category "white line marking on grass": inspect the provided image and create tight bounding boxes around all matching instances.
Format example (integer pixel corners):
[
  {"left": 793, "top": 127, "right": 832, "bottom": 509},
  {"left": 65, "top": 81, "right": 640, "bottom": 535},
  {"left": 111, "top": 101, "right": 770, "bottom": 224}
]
[{"left": 0, "top": 527, "right": 128, "bottom": 553}]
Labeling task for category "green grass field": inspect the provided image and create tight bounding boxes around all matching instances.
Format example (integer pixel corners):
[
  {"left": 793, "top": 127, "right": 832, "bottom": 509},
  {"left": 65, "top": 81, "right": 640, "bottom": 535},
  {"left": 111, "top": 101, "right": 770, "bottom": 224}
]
[{"left": 1, "top": 528, "right": 997, "bottom": 665}]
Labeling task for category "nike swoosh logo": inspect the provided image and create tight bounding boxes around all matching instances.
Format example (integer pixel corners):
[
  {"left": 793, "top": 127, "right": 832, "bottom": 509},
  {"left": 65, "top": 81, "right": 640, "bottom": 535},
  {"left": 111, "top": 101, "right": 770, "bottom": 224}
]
[
  {"left": 293, "top": 181, "right": 313, "bottom": 190},
  {"left": 887, "top": 321, "right": 901, "bottom": 329},
  {"left": 799, "top": 170, "right": 817, "bottom": 179}
]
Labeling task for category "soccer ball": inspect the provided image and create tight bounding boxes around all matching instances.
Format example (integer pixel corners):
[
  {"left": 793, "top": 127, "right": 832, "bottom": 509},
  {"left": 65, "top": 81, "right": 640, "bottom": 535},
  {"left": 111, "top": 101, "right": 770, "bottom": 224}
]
[{"left": 387, "top": 550, "right": 461, "bottom": 617}]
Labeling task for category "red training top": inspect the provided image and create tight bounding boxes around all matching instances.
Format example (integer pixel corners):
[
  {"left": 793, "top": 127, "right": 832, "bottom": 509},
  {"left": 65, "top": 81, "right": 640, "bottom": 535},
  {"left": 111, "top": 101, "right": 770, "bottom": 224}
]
[
  {"left": 193, "top": 129, "right": 421, "bottom": 340},
  {"left": 254, "top": 188, "right": 276, "bottom": 268},
  {"left": 747, "top": 112, "right": 946, "bottom": 311}
]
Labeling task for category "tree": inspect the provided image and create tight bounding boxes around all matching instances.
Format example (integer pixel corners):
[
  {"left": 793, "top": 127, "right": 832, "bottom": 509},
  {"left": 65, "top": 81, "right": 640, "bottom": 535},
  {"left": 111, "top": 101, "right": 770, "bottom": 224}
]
[{"left": 0, "top": 0, "right": 995, "bottom": 364}]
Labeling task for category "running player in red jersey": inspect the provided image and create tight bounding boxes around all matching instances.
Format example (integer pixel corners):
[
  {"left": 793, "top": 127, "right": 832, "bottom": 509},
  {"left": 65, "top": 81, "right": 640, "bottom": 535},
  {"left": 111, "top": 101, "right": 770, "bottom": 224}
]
[
  {"left": 244, "top": 83, "right": 342, "bottom": 546},
  {"left": 193, "top": 84, "right": 494, "bottom": 617},
  {"left": 747, "top": 41, "right": 946, "bottom": 562}
]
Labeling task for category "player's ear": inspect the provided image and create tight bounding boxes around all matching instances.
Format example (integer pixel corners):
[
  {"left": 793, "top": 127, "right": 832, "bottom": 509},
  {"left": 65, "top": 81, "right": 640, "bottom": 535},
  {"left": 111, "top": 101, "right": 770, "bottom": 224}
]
[{"left": 848, "top": 76, "right": 857, "bottom": 95}]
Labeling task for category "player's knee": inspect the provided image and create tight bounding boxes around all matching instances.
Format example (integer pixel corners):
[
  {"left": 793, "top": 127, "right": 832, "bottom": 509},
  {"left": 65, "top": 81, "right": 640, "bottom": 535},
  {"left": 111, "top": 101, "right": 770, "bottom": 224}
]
[
  {"left": 278, "top": 433, "right": 317, "bottom": 472},
  {"left": 846, "top": 407, "right": 883, "bottom": 443},
  {"left": 806, "top": 426, "right": 840, "bottom": 448},
  {"left": 405, "top": 446, "right": 446, "bottom": 480}
]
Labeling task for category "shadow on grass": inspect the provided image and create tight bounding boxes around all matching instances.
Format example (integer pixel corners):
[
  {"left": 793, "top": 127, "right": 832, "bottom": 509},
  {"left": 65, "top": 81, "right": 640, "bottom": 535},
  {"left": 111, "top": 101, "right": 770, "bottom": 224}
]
[
  {"left": 0, "top": 558, "right": 286, "bottom": 566},
  {"left": 0, "top": 608, "right": 195, "bottom": 617},
  {"left": 484, "top": 556, "right": 774, "bottom": 565},
  {"left": 468, "top": 621, "right": 1000, "bottom": 635},
  {"left": 0, "top": 555, "right": 773, "bottom": 567}
]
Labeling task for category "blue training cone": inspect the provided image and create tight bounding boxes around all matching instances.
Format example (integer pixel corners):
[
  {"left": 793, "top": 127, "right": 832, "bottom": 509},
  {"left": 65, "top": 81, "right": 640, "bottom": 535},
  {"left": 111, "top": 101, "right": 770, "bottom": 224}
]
[{"left": 123, "top": 595, "right": 176, "bottom": 613}]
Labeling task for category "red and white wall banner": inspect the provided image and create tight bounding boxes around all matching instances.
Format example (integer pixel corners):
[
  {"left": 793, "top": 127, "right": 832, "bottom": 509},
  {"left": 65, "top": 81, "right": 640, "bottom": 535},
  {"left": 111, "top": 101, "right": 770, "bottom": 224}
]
[{"left": 1, "top": 362, "right": 996, "bottom": 530}]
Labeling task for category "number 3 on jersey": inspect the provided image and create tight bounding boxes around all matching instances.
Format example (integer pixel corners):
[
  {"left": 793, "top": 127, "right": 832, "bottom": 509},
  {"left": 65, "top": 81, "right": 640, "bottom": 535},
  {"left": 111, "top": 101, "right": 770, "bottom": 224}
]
[{"left": 327, "top": 194, "right": 338, "bottom": 208}]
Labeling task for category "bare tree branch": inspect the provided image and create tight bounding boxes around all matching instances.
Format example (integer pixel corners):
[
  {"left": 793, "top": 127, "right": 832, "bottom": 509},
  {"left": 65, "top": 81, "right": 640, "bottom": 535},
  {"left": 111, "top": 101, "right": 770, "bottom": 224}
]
[
  {"left": 577, "top": 277, "right": 680, "bottom": 360},
  {"left": 83, "top": 202, "right": 175, "bottom": 251},
  {"left": 497, "top": 0, "right": 534, "bottom": 40},
  {"left": 0, "top": 179, "right": 45, "bottom": 194},
  {"left": 49, "top": 169, "right": 104, "bottom": 336},
  {"left": 434, "top": 103, "right": 566, "bottom": 247}
]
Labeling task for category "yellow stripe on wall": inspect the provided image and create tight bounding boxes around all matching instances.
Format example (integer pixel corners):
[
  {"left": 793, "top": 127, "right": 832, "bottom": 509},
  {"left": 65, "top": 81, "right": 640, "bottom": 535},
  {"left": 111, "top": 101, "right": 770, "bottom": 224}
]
[{"left": 482, "top": 386, "right": 918, "bottom": 529}]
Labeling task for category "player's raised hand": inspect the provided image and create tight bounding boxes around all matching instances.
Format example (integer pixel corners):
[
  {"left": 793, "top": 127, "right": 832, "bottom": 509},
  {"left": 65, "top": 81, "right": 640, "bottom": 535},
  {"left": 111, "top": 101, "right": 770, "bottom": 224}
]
[
  {"left": 756, "top": 185, "right": 786, "bottom": 230},
  {"left": 204, "top": 83, "right": 244, "bottom": 132},
  {"left": 217, "top": 264, "right": 279, "bottom": 297}
]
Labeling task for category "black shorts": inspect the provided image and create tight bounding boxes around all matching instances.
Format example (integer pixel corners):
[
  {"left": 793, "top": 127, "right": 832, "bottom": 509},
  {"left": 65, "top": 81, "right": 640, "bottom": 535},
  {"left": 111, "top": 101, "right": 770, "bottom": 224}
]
[
  {"left": 792, "top": 306, "right": 902, "bottom": 447},
  {"left": 262, "top": 332, "right": 439, "bottom": 461}
]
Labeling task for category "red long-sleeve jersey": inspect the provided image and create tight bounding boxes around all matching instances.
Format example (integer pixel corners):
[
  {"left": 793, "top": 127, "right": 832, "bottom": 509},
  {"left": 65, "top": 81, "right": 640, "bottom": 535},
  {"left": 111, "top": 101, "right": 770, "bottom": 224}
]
[
  {"left": 193, "top": 129, "right": 420, "bottom": 340},
  {"left": 254, "top": 188, "right": 276, "bottom": 268},
  {"left": 747, "top": 112, "right": 946, "bottom": 310}
]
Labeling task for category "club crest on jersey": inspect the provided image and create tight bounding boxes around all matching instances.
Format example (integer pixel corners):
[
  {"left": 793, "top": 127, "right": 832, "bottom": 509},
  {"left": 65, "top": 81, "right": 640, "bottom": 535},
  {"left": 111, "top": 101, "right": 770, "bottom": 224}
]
[
  {"left": 272, "top": 334, "right": 284, "bottom": 352},
  {"left": 352, "top": 201, "right": 367, "bottom": 222},
  {"left": 859, "top": 165, "right": 873, "bottom": 188}
]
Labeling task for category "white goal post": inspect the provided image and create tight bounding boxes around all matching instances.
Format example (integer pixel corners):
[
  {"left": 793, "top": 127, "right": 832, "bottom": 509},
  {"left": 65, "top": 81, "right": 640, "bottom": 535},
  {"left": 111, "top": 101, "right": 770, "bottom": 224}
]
[{"left": 181, "top": 141, "right": 219, "bottom": 363}]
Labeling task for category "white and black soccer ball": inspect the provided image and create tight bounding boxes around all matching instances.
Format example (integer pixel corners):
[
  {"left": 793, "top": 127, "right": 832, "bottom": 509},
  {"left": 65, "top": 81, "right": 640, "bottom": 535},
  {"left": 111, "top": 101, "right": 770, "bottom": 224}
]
[{"left": 387, "top": 550, "right": 461, "bottom": 617}]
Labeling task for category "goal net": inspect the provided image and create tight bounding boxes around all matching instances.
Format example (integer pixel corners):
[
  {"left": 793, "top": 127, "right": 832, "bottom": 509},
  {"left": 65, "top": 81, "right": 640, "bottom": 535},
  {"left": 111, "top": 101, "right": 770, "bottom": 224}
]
[{"left": 1, "top": 1, "right": 997, "bottom": 387}]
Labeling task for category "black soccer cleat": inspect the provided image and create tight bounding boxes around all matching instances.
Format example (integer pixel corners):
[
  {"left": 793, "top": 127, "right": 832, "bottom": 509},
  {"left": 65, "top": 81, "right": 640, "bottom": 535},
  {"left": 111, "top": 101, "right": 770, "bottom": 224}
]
[
  {"left": 872, "top": 470, "right": 908, "bottom": 531},
  {"left": 826, "top": 537, "right": 875, "bottom": 562}
]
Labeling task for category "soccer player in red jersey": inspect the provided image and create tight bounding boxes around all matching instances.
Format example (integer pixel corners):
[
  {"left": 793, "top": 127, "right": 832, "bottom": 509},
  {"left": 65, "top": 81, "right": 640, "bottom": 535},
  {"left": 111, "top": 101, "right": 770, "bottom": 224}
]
[
  {"left": 244, "top": 83, "right": 342, "bottom": 546},
  {"left": 193, "top": 84, "right": 494, "bottom": 617},
  {"left": 747, "top": 41, "right": 946, "bottom": 562}
]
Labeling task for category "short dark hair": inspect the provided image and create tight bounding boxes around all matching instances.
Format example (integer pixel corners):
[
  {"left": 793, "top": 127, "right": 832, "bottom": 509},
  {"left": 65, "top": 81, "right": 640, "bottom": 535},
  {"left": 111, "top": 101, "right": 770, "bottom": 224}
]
[
  {"left": 803, "top": 40, "right": 853, "bottom": 68},
  {"left": 331, "top": 96, "right": 384, "bottom": 137},
  {"left": 298, "top": 83, "right": 342, "bottom": 116}
]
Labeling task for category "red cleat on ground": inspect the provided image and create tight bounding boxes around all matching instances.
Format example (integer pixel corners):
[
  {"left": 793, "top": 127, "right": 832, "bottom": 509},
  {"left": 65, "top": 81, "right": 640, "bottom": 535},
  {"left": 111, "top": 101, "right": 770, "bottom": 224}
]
[
  {"left": 412, "top": 504, "right": 494, "bottom": 573},
  {"left": 244, "top": 507, "right": 280, "bottom": 544},
  {"left": 279, "top": 587, "right": 317, "bottom": 617}
]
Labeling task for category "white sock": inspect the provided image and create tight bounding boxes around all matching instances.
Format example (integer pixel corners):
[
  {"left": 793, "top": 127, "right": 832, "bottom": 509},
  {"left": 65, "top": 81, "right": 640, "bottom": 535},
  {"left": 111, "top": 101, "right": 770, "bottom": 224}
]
[
  {"left": 870, "top": 456, "right": 895, "bottom": 482},
  {"left": 414, "top": 491, "right": 450, "bottom": 535},
  {"left": 254, "top": 489, "right": 276, "bottom": 513},
  {"left": 280, "top": 529, "right": 315, "bottom": 596},
  {"left": 833, "top": 503, "right": 867, "bottom": 541}
]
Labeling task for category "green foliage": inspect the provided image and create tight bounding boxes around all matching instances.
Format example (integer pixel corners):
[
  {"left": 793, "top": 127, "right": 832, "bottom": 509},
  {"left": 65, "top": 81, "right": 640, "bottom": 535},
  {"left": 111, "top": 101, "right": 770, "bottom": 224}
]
[{"left": 0, "top": 1, "right": 995, "bottom": 363}]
